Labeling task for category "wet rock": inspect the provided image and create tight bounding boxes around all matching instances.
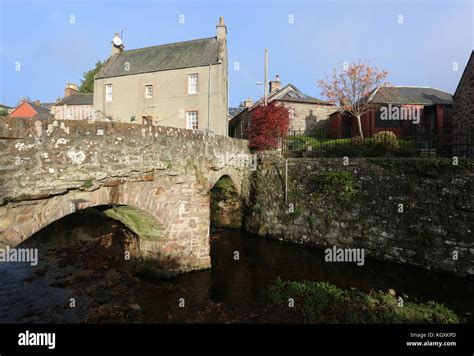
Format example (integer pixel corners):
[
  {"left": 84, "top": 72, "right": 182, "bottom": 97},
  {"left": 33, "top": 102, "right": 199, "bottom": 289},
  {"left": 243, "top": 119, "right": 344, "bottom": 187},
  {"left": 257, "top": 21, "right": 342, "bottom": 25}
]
[
  {"left": 388, "top": 289, "right": 396, "bottom": 296},
  {"left": 129, "top": 304, "right": 141, "bottom": 311}
]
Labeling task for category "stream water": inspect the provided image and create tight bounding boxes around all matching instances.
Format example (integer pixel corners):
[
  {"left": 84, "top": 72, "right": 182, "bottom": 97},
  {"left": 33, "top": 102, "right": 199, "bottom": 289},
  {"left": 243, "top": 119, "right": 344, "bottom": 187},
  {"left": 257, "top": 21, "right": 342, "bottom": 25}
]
[{"left": 1, "top": 209, "right": 473, "bottom": 323}]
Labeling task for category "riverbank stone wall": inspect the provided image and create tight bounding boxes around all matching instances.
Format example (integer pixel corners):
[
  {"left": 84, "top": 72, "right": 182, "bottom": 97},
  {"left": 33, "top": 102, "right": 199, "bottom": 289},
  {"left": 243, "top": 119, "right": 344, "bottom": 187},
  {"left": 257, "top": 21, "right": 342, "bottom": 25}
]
[{"left": 245, "top": 154, "right": 474, "bottom": 278}]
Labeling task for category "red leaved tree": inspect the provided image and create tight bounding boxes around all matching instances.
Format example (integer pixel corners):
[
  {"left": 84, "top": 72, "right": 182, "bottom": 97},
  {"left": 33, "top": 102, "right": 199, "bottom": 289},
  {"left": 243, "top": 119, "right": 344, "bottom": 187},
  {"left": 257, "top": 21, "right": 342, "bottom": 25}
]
[
  {"left": 247, "top": 101, "right": 290, "bottom": 151},
  {"left": 318, "top": 61, "right": 388, "bottom": 138}
]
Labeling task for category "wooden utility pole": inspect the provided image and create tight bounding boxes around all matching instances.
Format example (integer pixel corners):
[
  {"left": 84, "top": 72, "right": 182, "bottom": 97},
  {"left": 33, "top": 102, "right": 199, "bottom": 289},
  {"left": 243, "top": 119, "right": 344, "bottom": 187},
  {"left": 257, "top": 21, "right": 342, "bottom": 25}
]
[{"left": 264, "top": 49, "right": 268, "bottom": 106}]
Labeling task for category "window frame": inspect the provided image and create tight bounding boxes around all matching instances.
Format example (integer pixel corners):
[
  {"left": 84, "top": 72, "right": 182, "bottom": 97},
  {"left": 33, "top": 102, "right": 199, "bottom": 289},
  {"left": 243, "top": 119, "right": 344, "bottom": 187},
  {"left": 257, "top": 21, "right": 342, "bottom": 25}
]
[
  {"left": 145, "top": 84, "right": 153, "bottom": 99},
  {"left": 187, "top": 73, "right": 198, "bottom": 95},
  {"left": 66, "top": 106, "right": 73, "bottom": 119},
  {"left": 186, "top": 111, "right": 199, "bottom": 130},
  {"left": 105, "top": 83, "right": 113, "bottom": 102}
]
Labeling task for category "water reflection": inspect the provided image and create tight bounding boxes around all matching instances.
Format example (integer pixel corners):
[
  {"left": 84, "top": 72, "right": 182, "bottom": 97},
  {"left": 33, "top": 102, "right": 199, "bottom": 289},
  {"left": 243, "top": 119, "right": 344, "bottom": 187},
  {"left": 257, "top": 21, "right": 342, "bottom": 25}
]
[{"left": 0, "top": 209, "right": 472, "bottom": 323}]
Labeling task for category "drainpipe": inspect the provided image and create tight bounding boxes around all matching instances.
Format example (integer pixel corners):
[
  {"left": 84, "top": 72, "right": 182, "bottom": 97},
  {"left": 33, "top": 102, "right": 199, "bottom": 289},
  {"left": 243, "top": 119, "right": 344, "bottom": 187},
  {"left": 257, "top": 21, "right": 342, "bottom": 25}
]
[{"left": 208, "top": 64, "right": 211, "bottom": 132}]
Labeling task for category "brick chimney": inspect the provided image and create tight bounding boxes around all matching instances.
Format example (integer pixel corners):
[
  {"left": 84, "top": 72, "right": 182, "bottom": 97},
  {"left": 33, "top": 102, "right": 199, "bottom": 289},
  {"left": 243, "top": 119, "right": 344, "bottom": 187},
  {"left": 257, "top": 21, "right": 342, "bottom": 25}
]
[
  {"left": 34, "top": 100, "right": 40, "bottom": 105},
  {"left": 216, "top": 16, "right": 226, "bottom": 41},
  {"left": 269, "top": 75, "right": 281, "bottom": 93},
  {"left": 64, "top": 83, "right": 79, "bottom": 97},
  {"left": 243, "top": 97, "right": 253, "bottom": 108}
]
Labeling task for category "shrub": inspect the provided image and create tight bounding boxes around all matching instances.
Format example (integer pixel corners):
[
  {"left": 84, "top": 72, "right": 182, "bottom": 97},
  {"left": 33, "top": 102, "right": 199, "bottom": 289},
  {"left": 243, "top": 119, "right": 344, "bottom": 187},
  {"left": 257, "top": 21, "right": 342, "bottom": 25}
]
[
  {"left": 247, "top": 102, "right": 290, "bottom": 151},
  {"left": 373, "top": 130, "right": 399, "bottom": 149},
  {"left": 351, "top": 135, "right": 365, "bottom": 146}
]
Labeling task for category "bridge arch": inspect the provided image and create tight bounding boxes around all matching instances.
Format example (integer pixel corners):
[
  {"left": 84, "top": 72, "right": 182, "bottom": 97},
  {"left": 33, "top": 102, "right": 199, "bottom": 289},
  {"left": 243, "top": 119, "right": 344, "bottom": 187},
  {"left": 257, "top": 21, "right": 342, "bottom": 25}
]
[{"left": 0, "top": 117, "right": 251, "bottom": 273}]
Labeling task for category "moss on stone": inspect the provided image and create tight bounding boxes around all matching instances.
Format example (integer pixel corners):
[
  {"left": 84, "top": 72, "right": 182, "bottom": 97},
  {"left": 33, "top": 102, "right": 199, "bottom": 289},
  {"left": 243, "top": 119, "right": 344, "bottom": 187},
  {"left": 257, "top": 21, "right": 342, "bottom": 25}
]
[
  {"left": 104, "top": 206, "right": 164, "bottom": 241},
  {"left": 210, "top": 176, "right": 242, "bottom": 228},
  {"left": 193, "top": 164, "right": 207, "bottom": 187},
  {"left": 83, "top": 180, "right": 93, "bottom": 189},
  {"left": 311, "top": 171, "right": 358, "bottom": 204},
  {"left": 369, "top": 157, "right": 473, "bottom": 177}
]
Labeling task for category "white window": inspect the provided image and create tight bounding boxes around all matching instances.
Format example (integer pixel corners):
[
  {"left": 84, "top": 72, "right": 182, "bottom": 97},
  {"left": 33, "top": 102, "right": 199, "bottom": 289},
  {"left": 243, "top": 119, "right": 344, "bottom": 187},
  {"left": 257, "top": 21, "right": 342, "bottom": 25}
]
[
  {"left": 186, "top": 111, "right": 198, "bottom": 130},
  {"left": 66, "top": 107, "right": 73, "bottom": 118},
  {"left": 188, "top": 74, "right": 198, "bottom": 94},
  {"left": 145, "top": 85, "right": 153, "bottom": 98},
  {"left": 105, "top": 84, "right": 113, "bottom": 102}
]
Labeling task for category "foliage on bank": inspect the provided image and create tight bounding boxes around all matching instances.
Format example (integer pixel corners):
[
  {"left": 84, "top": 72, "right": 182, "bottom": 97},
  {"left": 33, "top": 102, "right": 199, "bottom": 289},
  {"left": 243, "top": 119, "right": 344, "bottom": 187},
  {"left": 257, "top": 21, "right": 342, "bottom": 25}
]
[
  {"left": 369, "top": 157, "right": 473, "bottom": 177},
  {"left": 247, "top": 102, "right": 289, "bottom": 151},
  {"left": 268, "top": 278, "right": 460, "bottom": 323}
]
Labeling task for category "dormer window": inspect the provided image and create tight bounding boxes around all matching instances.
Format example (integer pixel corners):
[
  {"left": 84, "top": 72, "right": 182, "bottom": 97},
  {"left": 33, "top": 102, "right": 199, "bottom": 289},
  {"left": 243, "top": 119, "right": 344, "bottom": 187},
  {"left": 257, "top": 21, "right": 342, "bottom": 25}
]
[{"left": 145, "top": 85, "right": 153, "bottom": 98}]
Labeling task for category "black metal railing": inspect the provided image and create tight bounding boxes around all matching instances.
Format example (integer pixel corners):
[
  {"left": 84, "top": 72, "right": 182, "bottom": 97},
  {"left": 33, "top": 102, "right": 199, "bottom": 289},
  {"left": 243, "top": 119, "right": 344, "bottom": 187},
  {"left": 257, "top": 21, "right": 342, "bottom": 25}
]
[{"left": 277, "top": 129, "right": 473, "bottom": 158}]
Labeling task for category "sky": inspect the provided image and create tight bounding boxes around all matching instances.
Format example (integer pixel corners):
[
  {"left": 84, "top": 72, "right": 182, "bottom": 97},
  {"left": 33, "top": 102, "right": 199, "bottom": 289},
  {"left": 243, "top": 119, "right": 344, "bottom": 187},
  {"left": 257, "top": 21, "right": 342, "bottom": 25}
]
[{"left": 0, "top": 0, "right": 473, "bottom": 108}]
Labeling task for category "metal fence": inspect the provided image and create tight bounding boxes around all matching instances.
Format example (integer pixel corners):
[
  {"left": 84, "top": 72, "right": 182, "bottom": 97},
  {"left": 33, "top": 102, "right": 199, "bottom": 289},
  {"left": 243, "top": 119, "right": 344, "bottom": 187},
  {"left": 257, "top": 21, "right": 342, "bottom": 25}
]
[{"left": 278, "top": 129, "right": 473, "bottom": 158}]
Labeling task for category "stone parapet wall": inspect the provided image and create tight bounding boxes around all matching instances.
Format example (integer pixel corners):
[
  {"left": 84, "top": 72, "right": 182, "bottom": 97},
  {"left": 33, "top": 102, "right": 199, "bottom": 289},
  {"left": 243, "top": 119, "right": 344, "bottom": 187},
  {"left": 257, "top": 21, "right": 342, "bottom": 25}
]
[{"left": 0, "top": 117, "right": 251, "bottom": 273}]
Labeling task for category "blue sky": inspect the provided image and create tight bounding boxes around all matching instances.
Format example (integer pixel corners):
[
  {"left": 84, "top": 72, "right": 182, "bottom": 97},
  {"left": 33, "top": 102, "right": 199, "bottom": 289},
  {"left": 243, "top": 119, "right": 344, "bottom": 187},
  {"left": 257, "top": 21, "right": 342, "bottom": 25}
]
[{"left": 1, "top": 0, "right": 472, "bottom": 107}]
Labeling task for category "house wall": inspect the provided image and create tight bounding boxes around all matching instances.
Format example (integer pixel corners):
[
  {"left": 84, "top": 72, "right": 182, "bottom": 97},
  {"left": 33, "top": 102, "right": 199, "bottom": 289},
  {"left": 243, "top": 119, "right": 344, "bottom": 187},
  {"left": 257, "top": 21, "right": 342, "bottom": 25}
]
[
  {"left": 328, "top": 112, "right": 342, "bottom": 139},
  {"left": 329, "top": 104, "right": 449, "bottom": 139},
  {"left": 232, "top": 110, "right": 251, "bottom": 139},
  {"left": 452, "top": 54, "right": 474, "bottom": 157},
  {"left": 284, "top": 102, "right": 336, "bottom": 131},
  {"left": 93, "top": 62, "right": 228, "bottom": 136},
  {"left": 51, "top": 105, "right": 95, "bottom": 120}
]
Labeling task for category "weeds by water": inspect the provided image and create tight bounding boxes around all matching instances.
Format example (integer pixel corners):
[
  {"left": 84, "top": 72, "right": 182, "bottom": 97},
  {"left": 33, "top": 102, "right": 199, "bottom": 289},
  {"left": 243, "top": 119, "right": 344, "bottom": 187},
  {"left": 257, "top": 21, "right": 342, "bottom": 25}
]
[{"left": 267, "top": 278, "right": 460, "bottom": 323}]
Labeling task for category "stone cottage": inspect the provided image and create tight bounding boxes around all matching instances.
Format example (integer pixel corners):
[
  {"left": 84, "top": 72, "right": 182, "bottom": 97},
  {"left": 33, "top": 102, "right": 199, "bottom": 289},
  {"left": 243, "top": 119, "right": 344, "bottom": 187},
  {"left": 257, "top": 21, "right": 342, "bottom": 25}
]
[
  {"left": 228, "top": 76, "right": 335, "bottom": 139},
  {"left": 93, "top": 17, "right": 229, "bottom": 136},
  {"left": 452, "top": 51, "right": 473, "bottom": 157}
]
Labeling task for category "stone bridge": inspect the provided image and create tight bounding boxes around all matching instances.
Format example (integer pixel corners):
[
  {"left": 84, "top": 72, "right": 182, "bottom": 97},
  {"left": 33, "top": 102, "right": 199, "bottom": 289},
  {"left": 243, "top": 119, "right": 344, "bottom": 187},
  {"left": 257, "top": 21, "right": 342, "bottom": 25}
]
[{"left": 0, "top": 118, "right": 252, "bottom": 273}]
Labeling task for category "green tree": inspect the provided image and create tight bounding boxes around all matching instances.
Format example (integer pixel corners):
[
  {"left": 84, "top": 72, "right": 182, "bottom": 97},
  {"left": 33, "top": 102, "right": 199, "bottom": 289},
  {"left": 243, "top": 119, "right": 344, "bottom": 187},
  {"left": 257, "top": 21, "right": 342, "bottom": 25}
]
[{"left": 79, "top": 61, "right": 104, "bottom": 93}]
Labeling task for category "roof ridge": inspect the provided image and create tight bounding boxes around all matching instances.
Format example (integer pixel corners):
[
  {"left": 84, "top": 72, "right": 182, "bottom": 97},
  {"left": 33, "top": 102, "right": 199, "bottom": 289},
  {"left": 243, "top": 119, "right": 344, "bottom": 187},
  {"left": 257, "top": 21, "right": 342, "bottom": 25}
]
[
  {"left": 382, "top": 85, "right": 453, "bottom": 95},
  {"left": 120, "top": 36, "right": 217, "bottom": 54}
]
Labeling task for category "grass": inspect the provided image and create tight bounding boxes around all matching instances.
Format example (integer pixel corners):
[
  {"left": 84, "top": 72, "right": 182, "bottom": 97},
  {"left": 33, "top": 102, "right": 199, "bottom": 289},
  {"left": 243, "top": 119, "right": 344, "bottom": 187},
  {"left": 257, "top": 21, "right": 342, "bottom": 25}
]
[{"left": 267, "top": 278, "right": 460, "bottom": 324}]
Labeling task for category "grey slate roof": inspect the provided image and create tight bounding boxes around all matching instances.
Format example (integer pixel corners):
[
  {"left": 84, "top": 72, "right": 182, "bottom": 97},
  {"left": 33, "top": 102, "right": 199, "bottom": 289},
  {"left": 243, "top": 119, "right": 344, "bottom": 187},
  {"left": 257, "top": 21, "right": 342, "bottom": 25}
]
[
  {"left": 41, "top": 102, "right": 55, "bottom": 109},
  {"left": 229, "top": 107, "right": 244, "bottom": 118},
  {"left": 246, "top": 84, "right": 332, "bottom": 112},
  {"left": 54, "top": 93, "right": 93, "bottom": 106},
  {"left": 96, "top": 37, "right": 221, "bottom": 79},
  {"left": 279, "top": 90, "right": 331, "bottom": 105},
  {"left": 369, "top": 86, "right": 453, "bottom": 105},
  {"left": 29, "top": 102, "right": 52, "bottom": 114}
]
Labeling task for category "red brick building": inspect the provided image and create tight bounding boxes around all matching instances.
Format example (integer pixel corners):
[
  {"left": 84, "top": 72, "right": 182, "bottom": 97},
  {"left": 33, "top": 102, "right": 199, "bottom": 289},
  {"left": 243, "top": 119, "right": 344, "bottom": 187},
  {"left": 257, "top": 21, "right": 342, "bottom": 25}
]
[
  {"left": 328, "top": 86, "right": 453, "bottom": 140},
  {"left": 8, "top": 100, "right": 53, "bottom": 119}
]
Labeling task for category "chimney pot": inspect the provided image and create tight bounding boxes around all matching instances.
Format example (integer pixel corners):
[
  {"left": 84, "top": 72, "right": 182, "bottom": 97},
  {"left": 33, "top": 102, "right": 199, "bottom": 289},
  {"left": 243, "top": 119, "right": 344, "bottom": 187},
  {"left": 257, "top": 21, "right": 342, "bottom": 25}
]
[{"left": 244, "top": 97, "right": 253, "bottom": 108}]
